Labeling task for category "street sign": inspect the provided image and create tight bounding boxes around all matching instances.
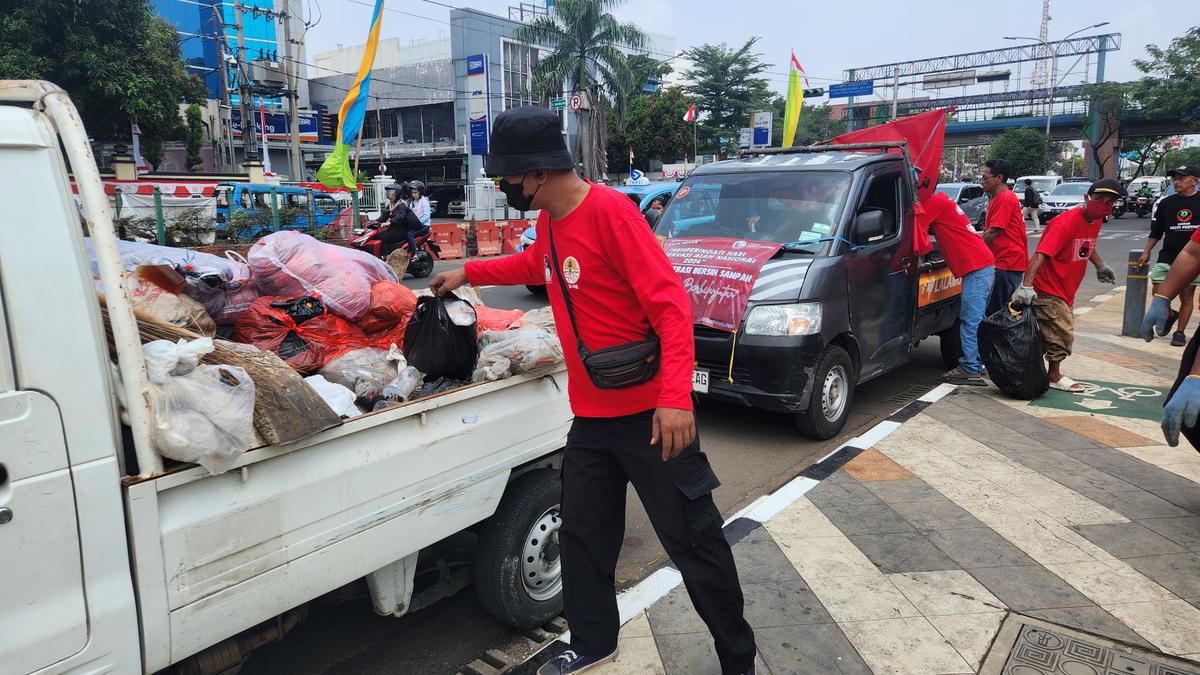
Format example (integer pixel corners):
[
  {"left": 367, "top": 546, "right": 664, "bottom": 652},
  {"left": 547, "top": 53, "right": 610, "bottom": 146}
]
[
  {"left": 569, "top": 93, "right": 583, "bottom": 111},
  {"left": 738, "top": 128, "right": 752, "bottom": 150},
  {"left": 551, "top": 97, "right": 567, "bottom": 110},
  {"left": 828, "top": 80, "right": 875, "bottom": 98},
  {"left": 750, "top": 111, "right": 772, "bottom": 148}
]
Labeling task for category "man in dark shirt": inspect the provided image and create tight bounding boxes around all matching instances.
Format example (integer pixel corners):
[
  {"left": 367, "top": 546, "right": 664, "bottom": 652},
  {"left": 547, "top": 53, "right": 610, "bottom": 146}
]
[
  {"left": 1022, "top": 178, "right": 1042, "bottom": 230},
  {"left": 1137, "top": 165, "right": 1200, "bottom": 345}
]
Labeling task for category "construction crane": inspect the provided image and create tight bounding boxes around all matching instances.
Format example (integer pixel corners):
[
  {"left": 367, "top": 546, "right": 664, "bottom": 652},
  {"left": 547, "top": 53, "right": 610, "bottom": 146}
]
[{"left": 1029, "top": 0, "right": 1052, "bottom": 90}]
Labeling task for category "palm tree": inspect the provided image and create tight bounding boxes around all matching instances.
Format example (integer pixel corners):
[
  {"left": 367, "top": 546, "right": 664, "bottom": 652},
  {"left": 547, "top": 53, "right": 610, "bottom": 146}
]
[{"left": 514, "top": 0, "right": 646, "bottom": 180}]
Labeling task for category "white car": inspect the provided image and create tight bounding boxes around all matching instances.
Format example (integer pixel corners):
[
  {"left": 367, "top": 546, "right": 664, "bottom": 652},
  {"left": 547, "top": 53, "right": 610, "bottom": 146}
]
[
  {"left": 1038, "top": 181, "right": 1090, "bottom": 224},
  {"left": 448, "top": 198, "right": 467, "bottom": 217}
]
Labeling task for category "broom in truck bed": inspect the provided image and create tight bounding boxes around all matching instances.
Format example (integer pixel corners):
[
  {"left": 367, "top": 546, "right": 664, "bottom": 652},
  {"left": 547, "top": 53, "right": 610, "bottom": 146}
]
[{"left": 99, "top": 303, "right": 342, "bottom": 446}]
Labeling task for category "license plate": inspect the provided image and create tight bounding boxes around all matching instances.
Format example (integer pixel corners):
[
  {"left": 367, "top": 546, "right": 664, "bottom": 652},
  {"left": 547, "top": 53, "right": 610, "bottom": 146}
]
[{"left": 693, "top": 368, "right": 710, "bottom": 394}]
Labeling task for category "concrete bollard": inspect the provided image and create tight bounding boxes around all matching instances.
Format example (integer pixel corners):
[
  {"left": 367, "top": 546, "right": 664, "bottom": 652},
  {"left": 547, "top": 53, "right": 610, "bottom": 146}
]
[{"left": 1122, "top": 249, "right": 1149, "bottom": 338}]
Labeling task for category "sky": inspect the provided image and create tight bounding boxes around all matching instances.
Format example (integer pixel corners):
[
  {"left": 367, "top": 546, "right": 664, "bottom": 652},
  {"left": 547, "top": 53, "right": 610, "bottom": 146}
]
[{"left": 299, "top": 0, "right": 1173, "bottom": 102}]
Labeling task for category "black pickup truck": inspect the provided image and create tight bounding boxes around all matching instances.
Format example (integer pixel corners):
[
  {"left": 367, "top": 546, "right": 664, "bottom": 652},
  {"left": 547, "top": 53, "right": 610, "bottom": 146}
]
[{"left": 654, "top": 143, "right": 964, "bottom": 439}]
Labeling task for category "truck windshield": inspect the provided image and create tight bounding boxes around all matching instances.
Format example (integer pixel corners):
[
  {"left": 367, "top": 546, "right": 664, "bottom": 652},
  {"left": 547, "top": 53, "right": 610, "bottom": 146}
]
[{"left": 654, "top": 171, "right": 850, "bottom": 253}]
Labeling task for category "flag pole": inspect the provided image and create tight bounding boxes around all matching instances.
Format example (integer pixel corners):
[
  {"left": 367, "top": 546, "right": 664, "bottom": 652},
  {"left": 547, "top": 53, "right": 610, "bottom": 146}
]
[{"left": 693, "top": 118, "right": 698, "bottom": 166}]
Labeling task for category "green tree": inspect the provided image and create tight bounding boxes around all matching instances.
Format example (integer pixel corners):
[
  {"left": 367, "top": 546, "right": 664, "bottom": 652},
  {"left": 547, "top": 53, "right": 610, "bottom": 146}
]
[
  {"left": 767, "top": 97, "right": 846, "bottom": 147},
  {"left": 606, "top": 87, "right": 692, "bottom": 173},
  {"left": 1161, "top": 146, "right": 1200, "bottom": 172},
  {"left": 987, "top": 128, "right": 1051, "bottom": 177},
  {"left": 184, "top": 103, "right": 205, "bottom": 171},
  {"left": 0, "top": 0, "right": 204, "bottom": 161},
  {"left": 515, "top": 0, "right": 646, "bottom": 180},
  {"left": 684, "top": 38, "right": 773, "bottom": 156},
  {"left": 1130, "top": 26, "right": 1200, "bottom": 126}
]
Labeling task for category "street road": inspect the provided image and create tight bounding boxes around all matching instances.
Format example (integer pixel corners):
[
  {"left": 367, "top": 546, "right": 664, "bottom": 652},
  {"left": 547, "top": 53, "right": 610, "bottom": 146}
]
[{"left": 241, "top": 214, "right": 1154, "bottom": 675}]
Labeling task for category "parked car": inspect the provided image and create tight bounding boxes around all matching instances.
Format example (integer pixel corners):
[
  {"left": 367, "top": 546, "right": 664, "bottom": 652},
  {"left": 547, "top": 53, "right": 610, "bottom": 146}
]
[
  {"left": 934, "top": 182, "right": 989, "bottom": 230},
  {"left": 1038, "top": 181, "right": 1092, "bottom": 224},
  {"left": 214, "top": 182, "right": 343, "bottom": 239},
  {"left": 2, "top": 81, "right": 572, "bottom": 674},
  {"left": 653, "top": 145, "right": 963, "bottom": 439},
  {"left": 448, "top": 197, "right": 467, "bottom": 217}
]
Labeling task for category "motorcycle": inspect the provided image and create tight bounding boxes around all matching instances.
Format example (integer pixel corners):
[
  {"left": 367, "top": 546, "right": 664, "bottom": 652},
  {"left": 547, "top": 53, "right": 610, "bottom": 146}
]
[
  {"left": 349, "top": 223, "right": 441, "bottom": 278},
  {"left": 1135, "top": 195, "right": 1152, "bottom": 218},
  {"left": 1111, "top": 196, "right": 1126, "bottom": 219}
]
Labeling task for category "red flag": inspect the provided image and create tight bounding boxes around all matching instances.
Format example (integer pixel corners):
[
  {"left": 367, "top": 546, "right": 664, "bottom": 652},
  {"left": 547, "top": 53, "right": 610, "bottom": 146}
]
[
  {"left": 831, "top": 108, "right": 948, "bottom": 203},
  {"left": 683, "top": 103, "right": 696, "bottom": 123},
  {"left": 831, "top": 109, "right": 949, "bottom": 256}
]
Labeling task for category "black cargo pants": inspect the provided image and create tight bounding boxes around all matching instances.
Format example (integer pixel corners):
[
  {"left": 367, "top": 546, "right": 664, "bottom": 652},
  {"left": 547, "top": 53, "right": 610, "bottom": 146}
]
[{"left": 559, "top": 410, "right": 756, "bottom": 675}]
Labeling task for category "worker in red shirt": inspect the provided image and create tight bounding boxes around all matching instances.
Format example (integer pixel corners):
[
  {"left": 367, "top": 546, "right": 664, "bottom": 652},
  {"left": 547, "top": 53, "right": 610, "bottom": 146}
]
[
  {"left": 430, "top": 107, "right": 756, "bottom": 675},
  {"left": 981, "top": 159, "right": 1029, "bottom": 315},
  {"left": 1012, "top": 179, "right": 1120, "bottom": 392},
  {"left": 921, "top": 189, "right": 996, "bottom": 386}
]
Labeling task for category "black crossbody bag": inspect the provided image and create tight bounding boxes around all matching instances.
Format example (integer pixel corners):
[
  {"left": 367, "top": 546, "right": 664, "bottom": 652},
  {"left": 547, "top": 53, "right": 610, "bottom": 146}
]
[{"left": 546, "top": 220, "right": 661, "bottom": 389}]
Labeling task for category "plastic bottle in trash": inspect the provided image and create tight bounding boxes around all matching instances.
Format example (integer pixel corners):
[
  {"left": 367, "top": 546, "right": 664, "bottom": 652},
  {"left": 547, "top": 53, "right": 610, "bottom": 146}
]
[{"left": 380, "top": 366, "right": 424, "bottom": 402}]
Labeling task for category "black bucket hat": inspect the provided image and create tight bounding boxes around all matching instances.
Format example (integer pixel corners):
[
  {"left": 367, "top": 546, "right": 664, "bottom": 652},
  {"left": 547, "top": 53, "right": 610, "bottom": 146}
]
[{"left": 484, "top": 106, "right": 575, "bottom": 177}]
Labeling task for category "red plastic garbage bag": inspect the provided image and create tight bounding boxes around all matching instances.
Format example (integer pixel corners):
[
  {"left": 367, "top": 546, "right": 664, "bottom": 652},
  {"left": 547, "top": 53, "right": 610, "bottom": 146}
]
[
  {"left": 234, "top": 296, "right": 368, "bottom": 372},
  {"left": 358, "top": 281, "right": 418, "bottom": 349},
  {"left": 474, "top": 305, "right": 525, "bottom": 336},
  {"left": 248, "top": 231, "right": 397, "bottom": 320}
]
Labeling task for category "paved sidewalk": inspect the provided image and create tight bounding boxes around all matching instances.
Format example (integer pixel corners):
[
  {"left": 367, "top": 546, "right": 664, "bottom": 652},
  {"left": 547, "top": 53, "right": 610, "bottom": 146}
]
[{"left": 516, "top": 289, "right": 1200, "bottom": 674}]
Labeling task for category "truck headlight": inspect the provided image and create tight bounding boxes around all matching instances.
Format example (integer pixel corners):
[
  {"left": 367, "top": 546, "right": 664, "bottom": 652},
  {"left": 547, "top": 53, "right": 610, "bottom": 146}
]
[{"left": 744, "top": 302, "right": 821, "bottom": 336}]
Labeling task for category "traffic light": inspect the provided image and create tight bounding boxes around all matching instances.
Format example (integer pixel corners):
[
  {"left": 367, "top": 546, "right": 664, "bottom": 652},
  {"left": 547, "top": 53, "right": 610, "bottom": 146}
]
[{"left": 803, "top": 88, "right": 826, "bottom": 98}]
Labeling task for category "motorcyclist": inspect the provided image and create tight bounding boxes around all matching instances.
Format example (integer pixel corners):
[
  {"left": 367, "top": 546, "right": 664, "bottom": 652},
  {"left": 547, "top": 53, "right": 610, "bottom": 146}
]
[
  {"left": 1137, "top": 183, "right": 1154, "bottom": 200},
  {"left": 406, "top": 180, "right": 433, "bottom": 253},
  {"left": 375, "top": 183, "right": 424, "bottom": 257}
]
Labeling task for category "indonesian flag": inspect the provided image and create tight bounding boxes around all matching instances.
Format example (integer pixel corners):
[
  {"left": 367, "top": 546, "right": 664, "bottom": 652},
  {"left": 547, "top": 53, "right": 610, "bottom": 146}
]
[{"left": 683, "top": 103, "right": 696, "bottom": 123}]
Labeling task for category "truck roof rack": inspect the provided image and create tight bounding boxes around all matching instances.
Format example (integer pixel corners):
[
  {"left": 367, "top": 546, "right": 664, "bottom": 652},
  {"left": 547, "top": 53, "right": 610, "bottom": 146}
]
[{"left": 737, "top": 141, "right": 913, "bottom": 166}]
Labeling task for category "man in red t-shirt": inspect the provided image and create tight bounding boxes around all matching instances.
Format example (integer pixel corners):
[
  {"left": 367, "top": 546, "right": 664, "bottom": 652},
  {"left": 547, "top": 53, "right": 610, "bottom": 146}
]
[
  {"left": 1011, "top": 179, "right": 1120, "bottom": 392},
  {"left": 921, "top": 190, "right": 995, "bottom": 386},
  {"left": 430, "top": 107, "right": 756, "bottom": 675},
  {"left": 981, "top": 159, "right": 1029, "bottom": 315}
]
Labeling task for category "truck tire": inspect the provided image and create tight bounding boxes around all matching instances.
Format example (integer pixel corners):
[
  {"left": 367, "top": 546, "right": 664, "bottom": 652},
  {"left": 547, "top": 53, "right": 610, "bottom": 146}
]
[
  {"left": 939, "top": 322, "right": 963, "bottom": 370},
  {"left": 474, "top": 469, "right": 563, "bottom": 629},
  {"left": 795, "top": 345, "right": 855, "bottom": 440}
]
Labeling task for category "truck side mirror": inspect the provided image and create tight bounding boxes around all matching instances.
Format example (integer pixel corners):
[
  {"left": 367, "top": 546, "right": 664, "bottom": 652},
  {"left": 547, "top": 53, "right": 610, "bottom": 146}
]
[{"left": 853, "top": 208, "right": 890, "bottom": 244}]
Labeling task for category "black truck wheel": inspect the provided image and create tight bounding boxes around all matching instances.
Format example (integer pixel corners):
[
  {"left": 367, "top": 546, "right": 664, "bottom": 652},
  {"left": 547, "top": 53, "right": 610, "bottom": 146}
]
[
  {"left": 474, "top": 470, "right": 563, "bottom": 629},
  {"left": 795, "top": 345, "right": 855, "bottom": 440},
  {"left": 939, "top": 322, "right": 963, "bottom": 370}
]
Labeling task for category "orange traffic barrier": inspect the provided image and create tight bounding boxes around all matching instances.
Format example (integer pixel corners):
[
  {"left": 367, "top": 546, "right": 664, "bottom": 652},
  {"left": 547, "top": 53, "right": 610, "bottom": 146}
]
[
  {"left": 476, "top": 221, "right": 501, "bottom": 257},
  {"left": 431, "top": 222, "right": 465, "bottom": 259}
]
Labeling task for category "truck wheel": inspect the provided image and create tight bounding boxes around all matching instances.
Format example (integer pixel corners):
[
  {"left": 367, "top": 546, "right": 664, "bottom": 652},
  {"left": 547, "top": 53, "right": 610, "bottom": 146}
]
[
  {"left": 939, "top": 322, "right": 963, "bottom": 370},
  {"left": 795, "top": 345, "right": 855, "bottom": 440},
  {"left": 474, "top": 470, "right": 563, "bottom": 629}
]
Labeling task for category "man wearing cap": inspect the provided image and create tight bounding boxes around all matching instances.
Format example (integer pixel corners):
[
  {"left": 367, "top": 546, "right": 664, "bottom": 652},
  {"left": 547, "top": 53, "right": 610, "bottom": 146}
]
[
  {"left": 1136, "top": 166, "right": 1200, "bottom": 346},
  {"left": 1012, "top": 179, "right": 1120, "bottom": 392},
  {"left": 429, "top": 106, "right": 757, "bottom": 675}
]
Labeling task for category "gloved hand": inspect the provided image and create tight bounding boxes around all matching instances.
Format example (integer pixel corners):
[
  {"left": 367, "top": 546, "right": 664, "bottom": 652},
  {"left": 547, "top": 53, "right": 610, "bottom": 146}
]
[
  {"left": 1162, "top": 375, "right": 1200, "bottom": 447},
  {"left": 1096, "top": 264, "right": 1116, "bottom": 284},
  {"left": 1141, "top": 294, "right": 1174, "bottom": 342},
  {"left": 1011, "top": 285, "right": 1037, "bottom": 306}
]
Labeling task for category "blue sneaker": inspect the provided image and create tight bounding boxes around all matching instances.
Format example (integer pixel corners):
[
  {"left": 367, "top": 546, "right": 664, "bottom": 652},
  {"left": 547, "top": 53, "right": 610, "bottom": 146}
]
[{"left": 536, "top": 648, "right": 619, "bottom": 674}]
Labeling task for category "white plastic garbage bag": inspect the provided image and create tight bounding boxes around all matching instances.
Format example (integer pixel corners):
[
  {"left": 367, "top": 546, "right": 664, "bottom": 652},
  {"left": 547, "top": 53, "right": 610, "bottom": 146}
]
[
  {"left": 142, "top": 338, "right": 255, "bottom": 474},
  {"left": 304, "top": 374, "right": 360, "bottom": 418},
  {"left": 473, "top": 329, "right": 563, "bottom": 382},
  {"left": 318, "top": 347, "right": 405, "bottom": 403},
  {"left": 248, "top": 231, "right": 397, "bottom": 320}
]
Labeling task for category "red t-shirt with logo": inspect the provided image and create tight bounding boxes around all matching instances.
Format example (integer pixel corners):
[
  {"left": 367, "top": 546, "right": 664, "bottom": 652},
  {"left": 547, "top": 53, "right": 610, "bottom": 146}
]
[
  {"left": 1033, "top": 207, "right": 1102, "bottom": 305},
  {"left": 985, "top": 188, "right": 1028, "bottom": 271},
  {"left": 464, "top": 184, "right": 694, "bottom": 417},
  {"left": 922, "top": 192, "right": 995, "bottom": 278}
]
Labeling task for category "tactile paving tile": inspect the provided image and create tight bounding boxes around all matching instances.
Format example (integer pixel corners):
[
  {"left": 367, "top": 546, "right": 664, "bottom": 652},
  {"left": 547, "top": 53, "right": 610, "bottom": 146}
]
[{"left": 997, "top": 623, "right": 1200, "bottom": 675}]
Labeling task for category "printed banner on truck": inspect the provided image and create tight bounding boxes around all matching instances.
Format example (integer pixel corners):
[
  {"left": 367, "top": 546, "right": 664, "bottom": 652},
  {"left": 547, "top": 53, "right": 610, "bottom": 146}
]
[{"left": 664, "top": 237, "right": 783, "bottom": 332}]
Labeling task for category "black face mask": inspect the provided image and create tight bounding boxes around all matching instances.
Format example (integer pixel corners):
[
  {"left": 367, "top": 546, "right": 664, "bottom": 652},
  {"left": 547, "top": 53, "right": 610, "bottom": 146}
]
[{"left": 500, "top": 173, "right": 541, "bottom": 211}]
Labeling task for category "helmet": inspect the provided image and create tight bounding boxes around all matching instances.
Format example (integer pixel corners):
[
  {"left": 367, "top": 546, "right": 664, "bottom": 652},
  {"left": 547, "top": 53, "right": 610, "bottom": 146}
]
[
  {"left": 408, "top": 180, "right": 426, "bottom": 196},
  {"left": 385, "top": 183, "right": 405, "bottom": 193}
]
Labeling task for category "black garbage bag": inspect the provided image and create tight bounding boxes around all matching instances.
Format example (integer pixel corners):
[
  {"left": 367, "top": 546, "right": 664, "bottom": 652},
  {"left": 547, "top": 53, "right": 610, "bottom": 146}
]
[
  {"left": 979, "top": 303, "right": 1049, "bottom": 400},
  {"left": 403, "top": 293, "right": 478, "bottom": 380}
]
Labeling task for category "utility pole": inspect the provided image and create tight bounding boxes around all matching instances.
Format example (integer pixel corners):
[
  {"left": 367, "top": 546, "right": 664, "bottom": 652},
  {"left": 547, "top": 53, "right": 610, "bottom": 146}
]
[
  {"left": 891, "top": 67, "right": 900, "bottom": 121},
  {"left": 211, "top": 4, "right": 231, "bottom": 171},
  {"left": 234, "top": 1, "right": 259, "bottom": 164},
  {"left": 282, "top": 0, "right": 303, "bottom": 180}
]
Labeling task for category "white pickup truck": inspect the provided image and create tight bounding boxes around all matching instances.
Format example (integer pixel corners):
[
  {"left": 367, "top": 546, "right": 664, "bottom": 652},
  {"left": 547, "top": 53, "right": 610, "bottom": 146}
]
[{"left": 0, "top": 81, "right": 572, "bottom": 674}]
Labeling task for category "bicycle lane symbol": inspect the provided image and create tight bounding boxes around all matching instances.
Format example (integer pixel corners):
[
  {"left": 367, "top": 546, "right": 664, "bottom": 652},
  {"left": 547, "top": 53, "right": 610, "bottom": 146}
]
[{"left": 1072, "top": 381, "right": 1164, "bottom": 412}]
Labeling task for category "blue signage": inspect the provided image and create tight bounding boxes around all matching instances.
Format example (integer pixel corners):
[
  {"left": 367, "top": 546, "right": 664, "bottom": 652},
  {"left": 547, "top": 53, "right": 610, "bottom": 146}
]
[
  {"left": 230, "top": 109, "right": 320, "bottom": 141},
  {"left": 470, "top": 119, "right": 489, "bottom": 155},
  {"left": 828, "top": 80, "right": 875, "bottom": 98},
  {"left": 467, "top": 53, "right": 487, "bottom": 76},
  {"left": 752, "top": 127, "right": 770, "bottom": 146}
]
